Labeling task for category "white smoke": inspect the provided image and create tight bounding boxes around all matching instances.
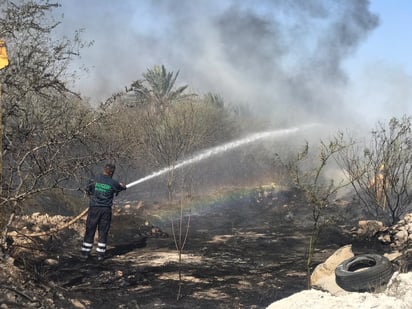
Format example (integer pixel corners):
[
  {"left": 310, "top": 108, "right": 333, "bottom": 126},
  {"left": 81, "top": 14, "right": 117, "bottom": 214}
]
[{"left": 52, "top": 0, "right": 408, "bottom": 132}]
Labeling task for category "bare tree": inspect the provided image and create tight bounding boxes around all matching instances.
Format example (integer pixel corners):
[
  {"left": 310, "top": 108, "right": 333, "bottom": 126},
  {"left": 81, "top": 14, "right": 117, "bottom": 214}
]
[
  {"left": 283, "top": 136, "right": 350, "bottom": 288},
  {"left": 0, "top": 1, "right": 128, "bottom": 251},
  {"left": 171, "top": 188, "right": 191, "bottom": 301},
  {"left": 338, "top": 116, "right": 412, "bottom": 224}
]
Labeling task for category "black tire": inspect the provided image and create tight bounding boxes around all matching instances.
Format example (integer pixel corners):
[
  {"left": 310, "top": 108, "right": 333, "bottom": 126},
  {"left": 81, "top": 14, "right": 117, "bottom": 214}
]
[{"left": 335, "top": 254, "right": 393, "bottom": 292}]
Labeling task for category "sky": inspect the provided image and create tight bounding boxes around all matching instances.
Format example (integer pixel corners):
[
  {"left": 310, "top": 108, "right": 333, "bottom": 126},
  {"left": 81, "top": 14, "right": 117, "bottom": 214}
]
[
  {"left": 344, "top": 1, "right": 412, "bottom": 126},
  {"left": 53, "top": 0, "right": 412, "bottom": 132}
]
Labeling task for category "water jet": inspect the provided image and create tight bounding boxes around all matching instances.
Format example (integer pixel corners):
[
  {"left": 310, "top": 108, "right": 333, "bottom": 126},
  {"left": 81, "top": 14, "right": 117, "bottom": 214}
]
[{"left": 126, "top": 125, "right": 314, "bottom": 189}]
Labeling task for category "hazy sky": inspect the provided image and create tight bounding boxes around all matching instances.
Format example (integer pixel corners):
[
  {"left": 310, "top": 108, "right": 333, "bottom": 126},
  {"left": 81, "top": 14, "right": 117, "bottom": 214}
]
[{"left": 53, "top": 0, "right": 412, "bottom": 130}]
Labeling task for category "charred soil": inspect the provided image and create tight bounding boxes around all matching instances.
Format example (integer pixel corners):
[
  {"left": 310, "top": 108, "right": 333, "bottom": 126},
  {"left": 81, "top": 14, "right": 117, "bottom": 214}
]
[{"left": 0, "top": 186, "right": 388, "bottom": 308}]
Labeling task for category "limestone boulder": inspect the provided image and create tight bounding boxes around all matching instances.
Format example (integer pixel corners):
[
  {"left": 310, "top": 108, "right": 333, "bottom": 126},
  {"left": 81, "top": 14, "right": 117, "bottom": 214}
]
[{"left": 310, "top": 244, "right": 354, "bottom": 295}]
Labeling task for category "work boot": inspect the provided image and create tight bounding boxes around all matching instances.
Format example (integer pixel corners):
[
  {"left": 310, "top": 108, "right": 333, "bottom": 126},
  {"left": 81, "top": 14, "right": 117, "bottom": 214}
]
[{"left": 80, "top": 251, "right": 89, "bottom": 260}]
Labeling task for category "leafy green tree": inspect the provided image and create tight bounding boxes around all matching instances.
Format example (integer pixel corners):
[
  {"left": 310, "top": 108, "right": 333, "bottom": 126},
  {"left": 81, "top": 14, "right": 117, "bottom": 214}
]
[{"left": 129, "top": 64, "right": 192, "bottom": 111}]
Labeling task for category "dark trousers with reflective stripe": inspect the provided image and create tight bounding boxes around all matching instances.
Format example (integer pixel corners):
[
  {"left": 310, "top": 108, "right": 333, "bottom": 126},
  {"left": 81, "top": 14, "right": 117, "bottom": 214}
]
[{"left": 82, "top": 206, "right": 112, "bottom": 256}]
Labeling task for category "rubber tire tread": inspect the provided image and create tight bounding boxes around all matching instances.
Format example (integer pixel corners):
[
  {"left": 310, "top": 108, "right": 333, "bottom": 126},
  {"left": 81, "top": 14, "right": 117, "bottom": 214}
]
[{"left": 335, "top": 254, "right": 393, "bottom": 292}]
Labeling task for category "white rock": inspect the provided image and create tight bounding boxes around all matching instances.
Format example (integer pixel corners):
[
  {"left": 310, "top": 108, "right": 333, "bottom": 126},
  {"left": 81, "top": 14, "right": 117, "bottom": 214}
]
[
  {"left": 44, "top": 258, "right": 59, "bottom": 266},
  {"left": 395, "top": 230, "right": 408, "bottom": 242},
  {"left": 378, "top": 234, "right": 392, "bottom": 243},
  {"left": 310, "top": 245, "right": 353, "bottom": 295},
  {"left": 70, "top": 299, "right": 87, "bottom": 309}
]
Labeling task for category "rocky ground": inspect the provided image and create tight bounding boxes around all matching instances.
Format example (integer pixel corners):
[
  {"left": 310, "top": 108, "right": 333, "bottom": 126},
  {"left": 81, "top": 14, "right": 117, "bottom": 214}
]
[
  {"left": 0, "top": 186, "right": 402, "bottom": 309},
  {"left": 267, "top": 271, "right": 412, "bottom": 309}
]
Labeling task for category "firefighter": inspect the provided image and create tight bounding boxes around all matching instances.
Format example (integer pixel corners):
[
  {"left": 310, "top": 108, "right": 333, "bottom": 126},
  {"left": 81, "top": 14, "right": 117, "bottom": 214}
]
[{"left": 80, "top": 163, "right": 126, "bottom": 260}]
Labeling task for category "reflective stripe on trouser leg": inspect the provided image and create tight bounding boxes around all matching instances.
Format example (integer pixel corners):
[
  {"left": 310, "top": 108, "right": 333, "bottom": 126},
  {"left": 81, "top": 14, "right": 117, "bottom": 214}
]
[
  {"left": 96, "top": 242, "right": 106, "bottom": 255},
  {"left": 81, "top": 242, "right": 93, "bottom": 253}
]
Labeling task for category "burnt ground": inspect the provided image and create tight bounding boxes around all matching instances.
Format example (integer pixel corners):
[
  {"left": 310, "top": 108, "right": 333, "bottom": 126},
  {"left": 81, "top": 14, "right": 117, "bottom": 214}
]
[{"left": 1, "top": 186, "right": 389, "bottom": 309}]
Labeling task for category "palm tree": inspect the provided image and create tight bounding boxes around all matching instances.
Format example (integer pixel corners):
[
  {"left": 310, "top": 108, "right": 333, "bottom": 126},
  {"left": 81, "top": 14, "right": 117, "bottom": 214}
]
[{"left": 130, "top": 65, "right": 193, "bottom": 111}]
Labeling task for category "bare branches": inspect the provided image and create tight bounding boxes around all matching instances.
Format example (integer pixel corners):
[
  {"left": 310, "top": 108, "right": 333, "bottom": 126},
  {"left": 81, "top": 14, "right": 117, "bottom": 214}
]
[
  {"left": 339, "top": 116, "right": 412, "bottom": 224},
  {"left": 0, "top": 1, "right": 121, "bottom": 251},
  {"left": 282, "top": 134, "right": 351, "bottom": 288}
]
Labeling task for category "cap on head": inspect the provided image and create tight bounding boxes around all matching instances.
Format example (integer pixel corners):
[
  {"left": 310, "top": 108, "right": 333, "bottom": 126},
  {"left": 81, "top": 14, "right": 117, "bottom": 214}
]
[{"left": 104, "top": 163, "right": 116, "bottom": 176}]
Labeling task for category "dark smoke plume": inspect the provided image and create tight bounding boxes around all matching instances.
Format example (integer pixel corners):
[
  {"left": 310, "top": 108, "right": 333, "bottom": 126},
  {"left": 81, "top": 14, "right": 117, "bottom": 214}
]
[{"left": 54, "top": 0, "right": 379, "bottom": 127}]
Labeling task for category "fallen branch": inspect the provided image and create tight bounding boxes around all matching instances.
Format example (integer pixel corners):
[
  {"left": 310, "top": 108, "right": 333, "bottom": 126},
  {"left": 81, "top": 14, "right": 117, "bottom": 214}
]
[
  {"left": 69, "top": 285, "right": 120, "bottom": 291},
  {"left": 0, "top": 285, "right": 34, "bottom": 302}
]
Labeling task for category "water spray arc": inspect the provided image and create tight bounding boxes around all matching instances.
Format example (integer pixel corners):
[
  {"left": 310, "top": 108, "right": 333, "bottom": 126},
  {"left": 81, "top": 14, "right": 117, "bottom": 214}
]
[{"left": 126, "top": 126, "right": 304, "bottom": 189}]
